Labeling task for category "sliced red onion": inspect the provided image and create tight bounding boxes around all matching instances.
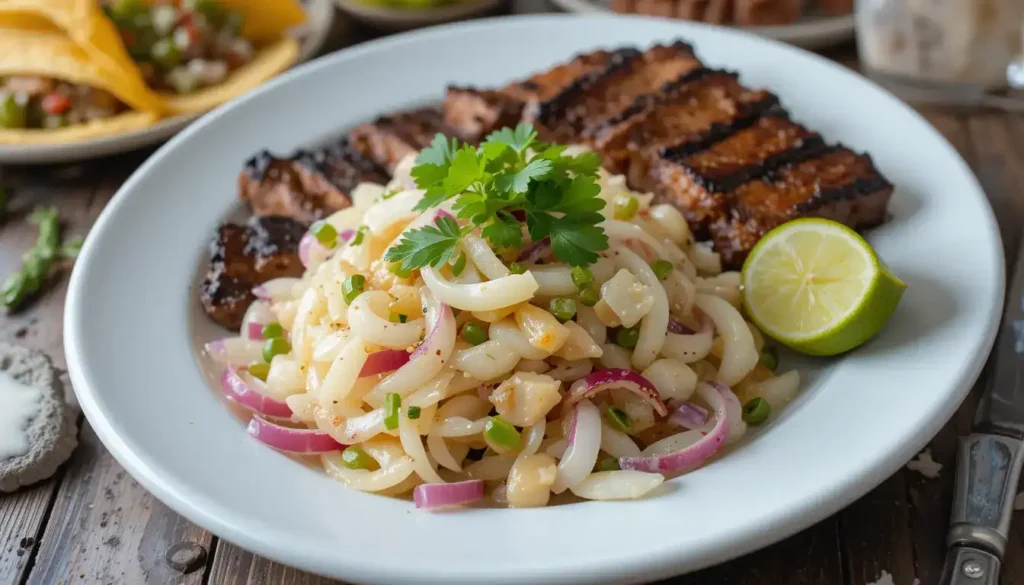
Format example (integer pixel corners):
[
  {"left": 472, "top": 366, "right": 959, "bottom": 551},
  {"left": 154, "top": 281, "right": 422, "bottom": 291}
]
[
  {"left": 246, "top": 322, "right": 264, "bottom": 340},
  {"left": 518, "top": 238, "right": 551, "bottom": 263},
  {"left": 564, "top": 368, "right": 668, "bottom": 417},
  {"left": 246, "top": 416, "right": 344, "bottom": 454},
  {"left": 619, "top": 382, "right": 735, "bottom": 474},
  {"left": 339, "top": 229, "right": 355, "bottom": 242},
  {"left": 414, "top": 479, "right": 485, "bottom": 509},
  {"left": 667, "top": 316, "right": 694, "bottom": 335},
  {"left": 298, "top": 232, "right": 328, "bottom": 268},
  {"left": 220, "top": 367, "right": 293, "bottom": 418},
  {"left": 669, "top": 402, "right": 708, "bottom": 430},
  {"left": 359, "top": 349, "right": 411, "bottom": 377}
]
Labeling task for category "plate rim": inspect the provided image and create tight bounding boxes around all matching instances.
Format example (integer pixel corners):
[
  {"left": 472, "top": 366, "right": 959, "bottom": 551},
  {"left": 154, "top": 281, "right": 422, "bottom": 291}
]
[
  {"left": 0, "top": 0, "right": 336, "bottom": 166},
  {"left": 64, "top": 13, "right": 1005, "bottom": 585}
]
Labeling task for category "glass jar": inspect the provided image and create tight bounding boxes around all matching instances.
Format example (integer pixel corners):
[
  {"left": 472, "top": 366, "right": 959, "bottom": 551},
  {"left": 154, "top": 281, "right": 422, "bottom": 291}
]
[{"left": 856, "top": 0, "right": 1024, "bottom": 109}]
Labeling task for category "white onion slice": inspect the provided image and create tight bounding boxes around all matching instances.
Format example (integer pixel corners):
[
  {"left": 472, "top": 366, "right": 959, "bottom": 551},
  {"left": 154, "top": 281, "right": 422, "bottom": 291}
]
[
  {"left": 205, "top": 337, "right": 264, "bottom": 365},
  {"left": 421, "top": 265, "right": 538, "bottom": 312},
  {"left": 569, "top": 470, "right": 665, "bottom": 500},
  {"left": 551, "top": 400, "right": 601, "bottom": 494}
]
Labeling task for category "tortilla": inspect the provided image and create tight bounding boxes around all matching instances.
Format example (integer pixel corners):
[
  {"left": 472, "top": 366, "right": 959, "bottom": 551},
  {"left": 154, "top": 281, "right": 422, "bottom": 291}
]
[
  {"left": 0, "top": 0, "right": 305, "bottom": 115},
  {"left": 0, "top": 0, "right": 164, "bottom": 113},
  {"left": 0, "top": 27, "right": 159, "bottom": 145}
]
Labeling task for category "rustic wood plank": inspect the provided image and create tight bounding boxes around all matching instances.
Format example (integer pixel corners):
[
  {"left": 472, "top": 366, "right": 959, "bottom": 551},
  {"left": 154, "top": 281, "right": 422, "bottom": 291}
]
[
  {"left": 0, "top": 166, "right": 109, "bottom": 585},
  {"left": 838, "top": 473, "right": 917, "bottom": 585},
  {"left": 206, "top": 542, "right": 342, "bottom": 585}
]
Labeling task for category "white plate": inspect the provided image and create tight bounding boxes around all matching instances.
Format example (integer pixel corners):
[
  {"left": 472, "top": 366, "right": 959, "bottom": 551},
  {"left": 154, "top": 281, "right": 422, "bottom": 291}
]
[
  {"left": 549, "top": 0, "right": 854, "bottom": 50},
  {"left": 0, "top": 0, "right": 336, "bottom": 166},
  {"left": 334, "top": 0, "right": 506, "bottom": 31},
  {"left": 65, "top": 14, "right": 1003, "bottom": 585}
]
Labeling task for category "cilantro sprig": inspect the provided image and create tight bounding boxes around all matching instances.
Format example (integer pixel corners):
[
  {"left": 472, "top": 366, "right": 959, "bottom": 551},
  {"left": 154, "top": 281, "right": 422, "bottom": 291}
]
[{"left": 384, "top": 124, "right": 608, "bottom": 271}]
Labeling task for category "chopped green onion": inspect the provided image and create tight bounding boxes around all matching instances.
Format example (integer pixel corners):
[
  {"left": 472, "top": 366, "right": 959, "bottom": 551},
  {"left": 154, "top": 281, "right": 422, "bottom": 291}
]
[
  {"left": 350, "top": 226, "right": 367, "bottom": 246},
  {"left": 451, "top": 252, "right": 467, "bottom": 277},
  {"left": 407, "top": 406, "right": 422, "bottom": 420},
  {"left": 150, "top": 37, "right": 181, "bottom": 68},
  {"left": 548, "top": 297, "right": 577, "bottom": 322},
  {"left": 604, "top": 406, "right": 632, "bottom": 432},
  {"left": 461, "top": 322, "right": 488, "bottom": 346},
  {"left": 262, "top": 337, "right": 291, "bottom": 363},
  {"left": 613, "top": 196, "right": 639, "bottom": 221},
  {"left": 341, "top": 446, "right": 375, "bottom": 470},
  {"left": 261, "top": 322, "right": 284, "bottom": 339},
  {"left": 248, "top": 362, "right": 270, "bottom": 381},
  {"left": 742, "top": 397, "right": 771, "bottom": 425},
  {"left": 484, "top": 416, "right": 521, "bottom": 451},
  {"left": 759, "top": 346, "right": 778, "bottom": 371},
  {"left": 598, "top": 457, "right": 620, "bottom": 472},
  {"left": 650, "top": 259, "right": 673, "bottom": 281},
  {"left": 578, "top": 286, "right": 599, "bottom": 307},
  {"left": 508, "top": 262, "right": 525, "bottom": 275},
  {"left": 389, "top": 262, "right": 413, "bottom": 278},
  {"left": 571, "top": 266, "right": 594, "bottom": 289},
  {"left": 384, "top": 392, "right": 401, "bottom": 430},
  {"left": 310, "top": 221, "right": 338, "bottom": 248},
  {"left": 389, "top": 312, "right": 408, "bottom": 324},
  {"left": 342, "top": 274, "right": 365, "bottom": 305},
  {"left": 615, "top": 327, "right": 640, "bottom": 349}
]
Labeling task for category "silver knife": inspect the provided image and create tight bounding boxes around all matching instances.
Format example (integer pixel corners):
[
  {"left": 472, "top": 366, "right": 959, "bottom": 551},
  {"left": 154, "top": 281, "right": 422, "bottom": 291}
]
[{"left": 941, "top": 241, "right": 1024, "bottom": 585}]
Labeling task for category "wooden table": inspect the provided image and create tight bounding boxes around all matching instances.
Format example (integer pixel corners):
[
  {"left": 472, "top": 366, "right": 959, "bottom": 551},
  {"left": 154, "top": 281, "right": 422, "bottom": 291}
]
[{"left": 2, "top": 7, "right": 1024, "bottom": 585}]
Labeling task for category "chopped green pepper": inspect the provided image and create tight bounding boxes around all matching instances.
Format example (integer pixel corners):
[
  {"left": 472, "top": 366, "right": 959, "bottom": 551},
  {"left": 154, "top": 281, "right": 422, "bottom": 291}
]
[
  {"left": 598, "top": 457, "right": 621, "bottom": 472},
  {"left": 742, "top": 397, "right": 771, "bottom": 425},
  {"left": 604, "top": 406, "right": 632, "bottom": 432},
  {"left": 508, "top": 262, "right": 525, "bottom": 275},
  {"left": 613, "top": 196, "right": 639, "bottom": 221},
  {"left": 548, "top": 297, "right": 576, "bottom": 322},
  {"left": 351, "top": 226, "right": 367, "bottom": 246},
  {"left": 461, "top": 322, "right": 487, "bottom": 346},
  {"left": 261, "top": 322, "right": 284, "bottom": 339},
  {"left": 341, "top": 446, "right": 376, "bottom": 470},
  {"left": 262, "top": 337, "right": 291, "bottom": 363},
  {"left": 484, "top": 416, "right": 521, "bottom": 451},
  {"left": 578, "top": 286, "right": 599, "bottom": 307},
  {"left": 311, "top": 221, "right": 338, "bottom": 248},
  {"left": 384, "top": 392, "right": 401, "bottom": 430},
  {"left": 389, "top": 262, "right": 413, "bottom": 279},
  {"left": 248, "top": 362, "right": 270, "bottom": 381},
  {"left": 615, "top": 327, "right": 640, "bottom": 349},
  {"left": 0, "top": 93, "right": 27, "bottom": 129},
  {"left": 342, "top": 275, "right": 365, "bottom": 305},
  {"left": 759, "top": 346, "right": 778, "bottom": 371},
  {"left": 650, "top": 259, "right": 673, "bottom": 281},
  {"left": 407, "top": 406, "right": 422, "bottom": 420}
]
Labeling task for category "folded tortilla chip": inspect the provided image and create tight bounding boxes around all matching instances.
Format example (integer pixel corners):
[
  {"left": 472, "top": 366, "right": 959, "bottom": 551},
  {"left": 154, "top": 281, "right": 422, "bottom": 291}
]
[
  {"left": 0, "top": 0, "right": 305, "bottom": 115},
  {"left": 0, "top": 0, "right": 164, "bottom": 112},
  {"left": 0, "top": 27, "right": 158, "bottom": 144}
]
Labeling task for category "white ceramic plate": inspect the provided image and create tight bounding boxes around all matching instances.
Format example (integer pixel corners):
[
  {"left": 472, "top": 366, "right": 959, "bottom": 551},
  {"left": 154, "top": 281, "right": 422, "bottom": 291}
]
[
  {"left": 65, "top": 14, "right": 1003, "bottom": 585},
  {"left": 549, "top": 0, "right": 854, "bottom": 50},
  {"left": 0, "top": 0, "right": 335, "bottom": 166},
  {"left": 334, "top": 0, "right": 505, "bottom": 31}
]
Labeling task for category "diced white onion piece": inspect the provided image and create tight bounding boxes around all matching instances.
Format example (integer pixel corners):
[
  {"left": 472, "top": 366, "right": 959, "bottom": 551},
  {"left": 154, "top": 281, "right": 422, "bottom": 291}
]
[
  {"left": 599, "top": 269, "right": 653, "bottom": 328},
  {"left": 450, "top": 340, "right": 519, "bottom": 381},
  {"left": 554, "top": 321, "right": 603, "bottom": 361},
  {"left": 515, "top": 304, "right": 570, "bottom": 354},
  {"left": 641, "top": 358, "right": 698, "bottom": 402},
  {"left": 614, "top": 248, "right": 669, "bottom": 371},
  {"left": 506, "top": 453, "right": 558, "bottom": 508},
  {"left": 489, "top": 371, "right": 562, "bottom": 427}
]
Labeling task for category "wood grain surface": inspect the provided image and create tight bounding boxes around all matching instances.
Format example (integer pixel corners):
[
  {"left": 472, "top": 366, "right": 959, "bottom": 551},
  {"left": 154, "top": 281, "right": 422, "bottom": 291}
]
[{"left": 2, "top": 7, "right": 1023, "bottom": 585}]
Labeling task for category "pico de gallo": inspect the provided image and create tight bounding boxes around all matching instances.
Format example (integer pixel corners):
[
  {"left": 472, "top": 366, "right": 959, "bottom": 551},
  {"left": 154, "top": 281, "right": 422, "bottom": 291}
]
[
  {"left": 0, "top": 76, "right": 126, "bottom": 129},
  {"left": 101, "top": 0, "right": 255, "bottom": 94}
]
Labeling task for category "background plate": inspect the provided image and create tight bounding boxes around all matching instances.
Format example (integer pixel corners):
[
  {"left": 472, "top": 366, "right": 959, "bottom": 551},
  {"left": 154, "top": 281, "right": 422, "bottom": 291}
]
[
  {"left": 0, "top": 0, "right": 336, "bottom": 166},
  {"left": 65, "top": 14, "right": 1002, "bottom": 585}
]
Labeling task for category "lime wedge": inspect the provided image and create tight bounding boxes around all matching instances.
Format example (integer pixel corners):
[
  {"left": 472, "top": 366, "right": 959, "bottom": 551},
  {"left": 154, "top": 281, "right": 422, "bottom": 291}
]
[{"left": 740, "top": 218, "right": 906, "bottom": 357}]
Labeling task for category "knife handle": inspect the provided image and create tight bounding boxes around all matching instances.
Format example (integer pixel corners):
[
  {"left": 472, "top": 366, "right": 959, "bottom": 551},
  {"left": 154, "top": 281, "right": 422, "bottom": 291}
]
[
  {"left": 939, "top": 546, "right": 1000, "bottom": 585},
  {"left": 947, "top": 433, "right": 1024, "bottom": 555}
]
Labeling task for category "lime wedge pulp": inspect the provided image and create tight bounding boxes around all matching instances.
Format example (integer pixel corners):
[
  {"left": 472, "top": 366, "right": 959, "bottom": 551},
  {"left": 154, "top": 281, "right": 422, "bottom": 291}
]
[{"left": 740, "top": 218, "right": 906, "bottom": 357}]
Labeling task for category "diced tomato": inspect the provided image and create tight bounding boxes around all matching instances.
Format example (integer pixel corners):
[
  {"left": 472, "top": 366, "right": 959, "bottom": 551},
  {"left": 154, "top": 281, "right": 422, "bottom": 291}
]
[
  {"left": 41, "top": 93, "right": 72, "bottom": 115},
  {"left": 120, "top": 30, "right": 136, "bottom": 47},
  {"left": 177, "top": 10, "right": 193, "bottom": 28},
  {"left": 181, "top": 22, "right": 200, "bottom": 44}
]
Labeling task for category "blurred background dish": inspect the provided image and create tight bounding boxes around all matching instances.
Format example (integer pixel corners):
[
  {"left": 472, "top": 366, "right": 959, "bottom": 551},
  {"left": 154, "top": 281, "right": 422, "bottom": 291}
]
[
  {"left": 547, "top": 0, "right": 854, "bottom": 49},
  {"left": 0, "top": 0, "right": 335, "bottom": 165},
  {"left": 333, "top": 0, "right": 507, "bottom": 31}
]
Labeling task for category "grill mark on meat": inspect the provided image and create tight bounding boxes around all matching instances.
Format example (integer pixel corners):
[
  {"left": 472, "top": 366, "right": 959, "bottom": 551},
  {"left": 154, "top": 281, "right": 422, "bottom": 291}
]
[
  {"left": 649, "top": 115, "right": 826, "bottom": 233},
  {"left": 528, "top": 43, "right": 700, "bottom": 143},
  {"left": 349, "top": 108, "right": 448, "bottom": 173},
  {"left": 709, "top": 145, "right": 894, "bottom": 268},
  {"left": 200, "top": 216, "right": 307, "bottom": 330},
  {"left": 239, "top": 139, "right": 385, "bottom": 224}
]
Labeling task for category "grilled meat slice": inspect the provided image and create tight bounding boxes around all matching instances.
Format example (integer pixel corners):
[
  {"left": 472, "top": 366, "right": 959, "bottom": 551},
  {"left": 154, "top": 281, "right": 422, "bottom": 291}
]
[
  {"left": 621, "top": 69, "right": 781, "bottom": 190},
  {"left": 733, "top": 0, "right": 803, "bottom": 25},
  {"left": 442, "top": 49, "right": 622, "bottom": 144},
  {"left": 239, "top": 140, "right": 386, "bottom": 224},
  {"left": 709, "top": 146, "right": 894, "bottom": 268},
  {"left": 649, "top": 115, "right": 825, "bottom": 233},
  {"left": 531, "top": 42, "right": 702, "bottom": 144},
  {"left": 200, "top": 216, "right": 307, "bottom": 330},
  {"left": 349, "top": 108, "right": 449, "bottom": 173}
]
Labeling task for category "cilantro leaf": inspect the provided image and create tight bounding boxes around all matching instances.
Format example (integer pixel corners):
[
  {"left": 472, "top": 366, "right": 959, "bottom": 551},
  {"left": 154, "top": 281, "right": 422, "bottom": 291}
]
[
  {"left": 548, "top": 219, "right": 609, "bottom": 267},
  {"left": 549, "top": 175, "right": 605, "bottom": 214},
  {"left": 562, "top": 151, "right": 602, "bottom": 176},
  {"left": 481, "top": 212, "right": 522, "bottom": 250},
  {"left": 413, "top": 186, "right": 450, "bottom": 212},
  {"left": 383, "top": 216, "right": 463, "bottom": 270},
  {"left": 495, "top": 158, "right": 553, "bottom": 194},
  {"left": 443, "top": 146, "right": 485, "bottom": 194},
  {"left": 416, "top": 133, "right": 459, "bottom": 166},
  {"left": 484, "top": 123, "right": 537, "bottom": 153},
  {"left": 411, "top": 163, "right": 447, "bottom": 190}
]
